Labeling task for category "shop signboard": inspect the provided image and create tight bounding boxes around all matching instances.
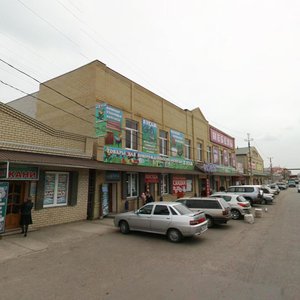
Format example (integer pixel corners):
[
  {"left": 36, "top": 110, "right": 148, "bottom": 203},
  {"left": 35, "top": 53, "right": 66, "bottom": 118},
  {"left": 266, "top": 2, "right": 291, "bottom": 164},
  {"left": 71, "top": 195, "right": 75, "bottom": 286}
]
[
  {"left": 210, "top": 126, "right": 235, "bottom": 149},
  {"left": 1, "top": 164, "right": 39, "bottom": 180},
  {"left": 213, "top": 146, "right": 219, "bottom": 164},
  {"left": 0, "top": 162, "right": 8, "bottom": 179},
  {"left": 103, "top": 146, "right": 194, "bottom": 170},
  {"left": 172, "top": 176, "right": 187, "bottom": 194},
  {"left": 95, "top": 103, "right": 123, "bottom": 148},
  {"left": 0, "top": 182, "right": 9, "bottom": 233},
  {"left": 105, "top": 171, "right": 121, "bottom": 182},
  {"left": 145, "top": 174, "right": 159, "bottom": 183},
  {"left": 170, "top": 129, "right": 184, "bottom": 158},
  {"left": 142, "top": 119, "right": 157, "bottom": 153}
]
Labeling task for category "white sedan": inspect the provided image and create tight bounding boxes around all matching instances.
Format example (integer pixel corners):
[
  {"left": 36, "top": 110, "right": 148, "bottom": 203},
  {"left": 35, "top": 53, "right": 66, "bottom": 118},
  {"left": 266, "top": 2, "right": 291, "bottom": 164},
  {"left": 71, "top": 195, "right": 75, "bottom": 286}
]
[{"left": 114, "top": 202, "right": 208, "bottom": 243}]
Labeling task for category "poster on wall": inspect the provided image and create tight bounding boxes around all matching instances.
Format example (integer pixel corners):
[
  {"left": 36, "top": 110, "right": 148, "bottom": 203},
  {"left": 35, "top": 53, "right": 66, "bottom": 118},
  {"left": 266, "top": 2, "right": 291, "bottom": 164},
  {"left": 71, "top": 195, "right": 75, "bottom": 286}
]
[
  {"left": 43, "top": 173, "right": 56, "bottom": 205},
  {"left": 170, "top": 129, "right": 184, "bottom": 158},
  {"left": 57, "top": 174, "right": 68, "bottom": 205},
  {"left": 101, "top": 184, "right": 109, "bottom": 217},
  {"left": 0, "top": 182, "right": 9, "bottom": 234},
  {"left": 142, "top": 119, "right": 157, "bottom": 153},
  {"left": 95, "top": 104, "right": 123, "bottom": 148},
  {"left": 172, "top": 176, "right": 187, "bottom": 194},
  {"left": 213, "top": 146, "right": 219, "bottom": 164}
]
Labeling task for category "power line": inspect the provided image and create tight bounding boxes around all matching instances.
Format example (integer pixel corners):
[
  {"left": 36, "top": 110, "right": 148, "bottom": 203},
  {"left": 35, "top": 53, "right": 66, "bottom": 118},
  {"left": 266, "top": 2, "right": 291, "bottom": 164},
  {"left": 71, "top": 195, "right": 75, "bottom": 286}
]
[
  {"left": 0, "top": 79, "right": 92, "bottom": 125},
  {"left": 0, "top": 58, "right": 90, "bottom": 110}
]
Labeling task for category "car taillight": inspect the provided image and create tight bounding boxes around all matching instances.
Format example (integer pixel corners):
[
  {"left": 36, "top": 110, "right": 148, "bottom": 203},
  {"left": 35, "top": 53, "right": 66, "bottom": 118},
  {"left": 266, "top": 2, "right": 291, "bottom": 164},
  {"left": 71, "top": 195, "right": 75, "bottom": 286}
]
[
  {"left": 238, "top": 202, "right": 248, "bottom": 207},
  {"left": 190, "top": 217, "right": 206, "bottom": 225},
  {"left": 223, "top": 209, "right": 230, "bottom": 215}
]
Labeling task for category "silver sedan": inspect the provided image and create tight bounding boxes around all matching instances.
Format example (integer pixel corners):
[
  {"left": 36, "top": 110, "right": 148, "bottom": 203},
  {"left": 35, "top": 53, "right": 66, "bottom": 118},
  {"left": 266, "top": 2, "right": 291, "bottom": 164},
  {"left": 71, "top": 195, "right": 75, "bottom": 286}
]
[{"left": 114, "top": 202, "right": 208, "bottom": 243}]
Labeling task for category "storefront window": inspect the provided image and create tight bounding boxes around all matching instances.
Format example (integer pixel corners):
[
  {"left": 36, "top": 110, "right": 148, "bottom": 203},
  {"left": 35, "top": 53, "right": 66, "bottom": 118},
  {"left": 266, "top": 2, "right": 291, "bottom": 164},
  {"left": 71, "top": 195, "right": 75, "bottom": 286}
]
[
  {"left": 161, "top": 174, "right": 169, "bottom": 195},
  {"left": 126, "top": 173, "right": 138, "bottom": 198},
  {"left": 44, "top": 172, "right": 69, "bottom": 207}
]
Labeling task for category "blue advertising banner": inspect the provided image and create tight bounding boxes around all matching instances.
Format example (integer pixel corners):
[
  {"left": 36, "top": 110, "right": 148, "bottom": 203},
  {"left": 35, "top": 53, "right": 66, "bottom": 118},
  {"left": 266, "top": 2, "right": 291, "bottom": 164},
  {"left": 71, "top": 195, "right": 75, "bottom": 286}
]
[{"left": 0, "top": 182, "right": 9, "bottom": 233}]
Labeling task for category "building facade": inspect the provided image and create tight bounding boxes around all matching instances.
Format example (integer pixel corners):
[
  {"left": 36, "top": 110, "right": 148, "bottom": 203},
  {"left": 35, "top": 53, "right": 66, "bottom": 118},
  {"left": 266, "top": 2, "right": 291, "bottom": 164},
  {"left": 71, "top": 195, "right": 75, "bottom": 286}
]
[
  {"left": 0, "top": 103, "right": 98, "bottom": 233},
  {"left": 236, "top": 146, "right": 266, "bottom": 185},
  {"left": 7, "top": 60, "right": 241, "bottom": 219}
]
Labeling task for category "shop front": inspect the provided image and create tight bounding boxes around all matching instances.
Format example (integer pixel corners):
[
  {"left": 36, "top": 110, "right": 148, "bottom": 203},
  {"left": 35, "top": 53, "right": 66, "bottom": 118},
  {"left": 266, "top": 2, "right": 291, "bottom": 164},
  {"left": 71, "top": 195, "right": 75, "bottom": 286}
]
[{"left": 0, "top": 162, "right": 39, "bottom": 231}]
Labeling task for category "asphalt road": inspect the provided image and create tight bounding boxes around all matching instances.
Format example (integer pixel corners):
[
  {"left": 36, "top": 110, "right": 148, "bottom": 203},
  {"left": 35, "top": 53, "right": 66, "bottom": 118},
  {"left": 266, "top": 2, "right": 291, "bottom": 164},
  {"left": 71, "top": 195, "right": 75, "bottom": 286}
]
[{"left": 0, "top": 189, "right": 300, "bottom": 300}]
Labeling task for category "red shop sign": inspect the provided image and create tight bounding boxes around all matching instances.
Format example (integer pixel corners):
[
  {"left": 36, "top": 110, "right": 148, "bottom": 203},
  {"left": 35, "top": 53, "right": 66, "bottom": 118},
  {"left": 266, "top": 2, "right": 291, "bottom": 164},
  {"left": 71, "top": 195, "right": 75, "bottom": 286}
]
[
  {"left": 145, "top": 174, "right": 159, "bottom": 183},
  {"left": 172, "top": 176, "right": 187, "bottom": 194}
]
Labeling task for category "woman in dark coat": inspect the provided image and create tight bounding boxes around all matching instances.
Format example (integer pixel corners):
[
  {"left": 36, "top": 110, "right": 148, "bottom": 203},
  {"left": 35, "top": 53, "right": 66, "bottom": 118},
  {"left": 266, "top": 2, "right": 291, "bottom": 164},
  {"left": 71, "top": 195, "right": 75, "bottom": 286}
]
[{"left": 20, "top": 197, "right": 33, "bottom": 237}]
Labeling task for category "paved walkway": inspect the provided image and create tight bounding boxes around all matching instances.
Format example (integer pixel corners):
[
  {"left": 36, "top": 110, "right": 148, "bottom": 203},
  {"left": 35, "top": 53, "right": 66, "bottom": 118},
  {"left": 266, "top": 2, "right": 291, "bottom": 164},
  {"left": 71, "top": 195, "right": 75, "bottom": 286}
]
[{"left": 0, "top": 217, "right": 115, "bottom": 263}]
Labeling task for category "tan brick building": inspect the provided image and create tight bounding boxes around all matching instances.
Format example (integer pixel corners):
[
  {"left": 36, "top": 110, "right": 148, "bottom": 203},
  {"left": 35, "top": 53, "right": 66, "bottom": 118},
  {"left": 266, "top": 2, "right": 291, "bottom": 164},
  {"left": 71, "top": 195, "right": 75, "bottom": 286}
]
[
  {"left": 7, "top": 60, "right": 241, "bottom": 218},
  {"left": 0, "top": 103, "right": 100, "bottom": 233}
]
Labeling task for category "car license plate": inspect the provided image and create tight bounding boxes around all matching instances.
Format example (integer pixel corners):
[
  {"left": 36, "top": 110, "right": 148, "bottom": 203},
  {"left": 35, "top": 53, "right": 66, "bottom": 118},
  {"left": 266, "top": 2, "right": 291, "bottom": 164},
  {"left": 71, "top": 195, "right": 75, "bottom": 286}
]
[{"left": 201, "top": 223, "right": 208, "bottom": 232}]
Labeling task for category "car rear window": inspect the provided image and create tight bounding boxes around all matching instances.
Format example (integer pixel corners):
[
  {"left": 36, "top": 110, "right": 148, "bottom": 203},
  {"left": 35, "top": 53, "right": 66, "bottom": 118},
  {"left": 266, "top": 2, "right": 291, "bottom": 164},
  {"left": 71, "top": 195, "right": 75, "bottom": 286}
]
[
  {"left": 173, "top": 203, "right": 192, "bottom": 215},
  {"left": 186, "top": 199, "right": 221, "bottom": 209},
  {"left": 237, "top": 195, "right": 247, "bottom": 202},
  {"left": 221, "top": 196, "right": 231, "bottom": 202}
]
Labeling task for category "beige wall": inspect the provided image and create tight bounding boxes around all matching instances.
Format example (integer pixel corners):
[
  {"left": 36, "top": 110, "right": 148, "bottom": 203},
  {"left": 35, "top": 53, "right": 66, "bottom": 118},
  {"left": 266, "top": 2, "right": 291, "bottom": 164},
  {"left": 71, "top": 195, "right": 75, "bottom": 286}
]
[
  {"left": 0, "top": 103, "right": 94, "bottom": 158},
  {"left": 32, "top": 168, "right": 89, "bottom": 228},
  {"left": 36, "top": 60, "right": 210, "bottom": 162}
]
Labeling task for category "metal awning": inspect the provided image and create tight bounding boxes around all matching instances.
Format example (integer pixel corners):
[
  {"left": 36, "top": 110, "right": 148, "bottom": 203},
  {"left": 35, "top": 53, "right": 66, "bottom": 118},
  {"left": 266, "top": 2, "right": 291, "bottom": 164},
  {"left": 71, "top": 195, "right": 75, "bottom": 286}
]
[{"left": 0, "top": 150, "right": 201, "bottom": 175}]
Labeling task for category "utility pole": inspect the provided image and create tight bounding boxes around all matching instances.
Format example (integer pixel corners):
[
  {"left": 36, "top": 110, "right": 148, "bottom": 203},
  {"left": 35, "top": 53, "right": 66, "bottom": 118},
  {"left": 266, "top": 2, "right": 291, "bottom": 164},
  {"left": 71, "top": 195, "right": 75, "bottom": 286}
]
[
  {"left": 268, "top": 157, "right": 273, "bottom": 183},
  {"left": 245, "top": 133, "right": 253, "bottom": 184}
]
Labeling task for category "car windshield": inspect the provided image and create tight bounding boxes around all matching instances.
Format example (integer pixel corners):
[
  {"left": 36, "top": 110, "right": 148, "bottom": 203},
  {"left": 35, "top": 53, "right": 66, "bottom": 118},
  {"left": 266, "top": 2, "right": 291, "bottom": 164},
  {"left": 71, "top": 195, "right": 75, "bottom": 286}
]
[{"left": 173, "top": 203, "right": 193, "bottom": 215}]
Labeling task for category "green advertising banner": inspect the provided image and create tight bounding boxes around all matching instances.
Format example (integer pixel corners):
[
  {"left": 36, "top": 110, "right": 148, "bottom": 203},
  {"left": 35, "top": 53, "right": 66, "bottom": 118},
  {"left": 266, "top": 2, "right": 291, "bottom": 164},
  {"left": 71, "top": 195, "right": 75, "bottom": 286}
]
[
  {"left": 170, "top": 129, "right": 184, "bottom": 158},
  {"left": 103, "top": 146, "right": 194, "bottom": 170},
  {"left": 142, "top": 119, "right": 157, "bottom": 153},
  {"left": 95, "top": 104, "right": 123, "bottom": 148},
  {"left": 0, "top": 182, "right": 9, "bottom": 233}
]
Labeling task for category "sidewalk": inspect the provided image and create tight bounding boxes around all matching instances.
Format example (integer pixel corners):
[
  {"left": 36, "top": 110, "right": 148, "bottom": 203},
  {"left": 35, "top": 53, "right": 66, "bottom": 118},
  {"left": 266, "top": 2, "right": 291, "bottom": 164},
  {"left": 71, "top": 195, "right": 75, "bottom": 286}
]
[{"left": 0, "top": 217, "right": 115, "bottom": 263}]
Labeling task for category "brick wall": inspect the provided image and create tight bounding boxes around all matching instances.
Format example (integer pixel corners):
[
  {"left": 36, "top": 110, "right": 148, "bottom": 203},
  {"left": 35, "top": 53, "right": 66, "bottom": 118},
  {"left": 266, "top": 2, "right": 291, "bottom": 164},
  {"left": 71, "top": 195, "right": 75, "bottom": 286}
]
[{"left": 31, "top": 169, "right": 89, "bottom": 229}]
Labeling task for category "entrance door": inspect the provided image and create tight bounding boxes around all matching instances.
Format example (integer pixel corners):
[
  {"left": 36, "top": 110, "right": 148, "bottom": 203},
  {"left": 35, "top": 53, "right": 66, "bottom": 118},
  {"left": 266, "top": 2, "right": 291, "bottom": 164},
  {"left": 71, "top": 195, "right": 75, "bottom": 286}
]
[
  {"left": 108, "top": 183, "right": 117, "bottom": 213},
  {"left": 5, "top": 182, "right": 25, "bottom": 230}
]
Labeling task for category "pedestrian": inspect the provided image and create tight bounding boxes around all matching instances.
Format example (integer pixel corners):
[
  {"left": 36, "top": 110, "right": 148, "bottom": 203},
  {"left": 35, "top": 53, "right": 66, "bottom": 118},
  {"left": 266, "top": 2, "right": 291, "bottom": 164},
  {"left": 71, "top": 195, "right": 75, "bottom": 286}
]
[
  {"left": 20, "top": 197, "right": 33, "bottom": 237},
  {"left": 140, "top": 192, "right": 146, "bottom": 205},
  {"left": 145, "top": 190, "right": 154, "bottom": 203}
]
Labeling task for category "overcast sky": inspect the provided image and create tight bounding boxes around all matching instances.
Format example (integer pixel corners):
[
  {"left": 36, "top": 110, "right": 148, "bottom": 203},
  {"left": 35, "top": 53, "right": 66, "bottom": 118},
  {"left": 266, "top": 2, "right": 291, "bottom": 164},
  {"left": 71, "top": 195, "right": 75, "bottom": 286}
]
[{"left": 0, "top": 0, "right": 299, "bottom": 172}]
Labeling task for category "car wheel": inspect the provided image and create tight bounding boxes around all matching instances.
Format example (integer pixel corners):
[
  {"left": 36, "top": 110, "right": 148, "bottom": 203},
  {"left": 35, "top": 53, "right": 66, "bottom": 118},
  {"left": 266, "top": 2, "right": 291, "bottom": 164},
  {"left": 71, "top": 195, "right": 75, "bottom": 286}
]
[
  {"left": 167, "top": 229, "right": 182, "bottom": 243},
  {"left": 262, "top": 198, "right": 266, "bottom": 205},
  {"left": 119, "top": 221, "right": 130, "bottom": 234},
  {"left": 206, "top": 216, "right": 214, "bottom": 228},
  {"left": 231, "top": 209, "right": 241, "bottom": 220}
]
